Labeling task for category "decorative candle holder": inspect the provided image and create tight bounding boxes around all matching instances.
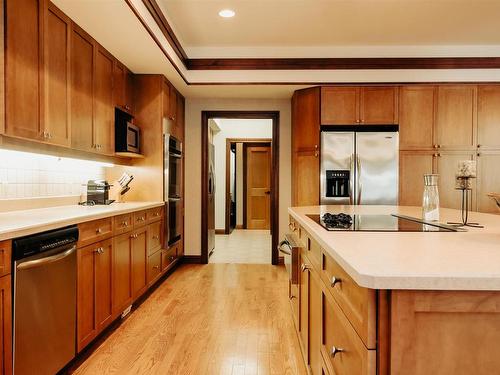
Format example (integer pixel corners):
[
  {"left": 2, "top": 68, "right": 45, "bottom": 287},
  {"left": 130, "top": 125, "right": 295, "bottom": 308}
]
[{"left": 447, "top": 176, "right": 483, "bottom": 228}]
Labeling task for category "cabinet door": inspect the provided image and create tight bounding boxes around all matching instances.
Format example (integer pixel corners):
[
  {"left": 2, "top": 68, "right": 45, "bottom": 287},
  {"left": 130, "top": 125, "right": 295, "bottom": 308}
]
[
  {"left": 360, "top": 87, "right": 398, "bottom": 125},
  {"left": 0, "top": 275, "right": 12, "bottom": 375},
  {"left": 436, "top": 85, "right": 476, "bottom": 149},
  {"left": 176, "top": 95, "right": 185, "bottom": 141},
  {"left": 112, "top": 233, "right": 132, "bottom": 315},
  {"left": 399, "top": 152, "right": 435, "bottom": 206},
  {"left": 113, "top": 60, "right": 125, "bottom": 111},
  {"left": 125, "top": 68, "right": 134, "bottom": 114},
  {"left": 399, "top": 86, "right": 436, "bottom": 150},
  {"left": 309, "top": 268, "right": 322, "bottom": 375},
  {"left": 77, "top": 243, "right": 97, "bottom": 351},
  {"left": 298, "top": 252, "right": 310, "bottom": 365},
  {"left": 95, "top": 239, "right": 113, "bottom": 331},
  {"left": 168, "top": 84, "right": 177, "bottom": 121},
  {"left": 436, "top": 152, "right": 477, "bottom": 210},
  {"left": 477, "top": 85, "right": 500, "bottom": 150},
  {"left": 131, "top": 227, "right": 148, "bottom": 298},
  {"left": 43, "top": 3, "right": 71, "bottom": 147},
  {"left": 94, "top": 46, "right": 114, "bottom": 155},
  {"left": 292, "top": 88, "right": 320, "bottom": 151},
  {"left": 321, "top": 87, "right": 359, "bottom": 125},
  {"left": 293, "top": 151, "right": 319, "bottom": 206},
  {"left": 5, "top": 0, "right": 43, "bottom": 140},
  {"left": 71, "top": 26, "right": 94, "bottom": 152},
  {"left": 477, "top": 152, "right": 500, "bottom": 213}
]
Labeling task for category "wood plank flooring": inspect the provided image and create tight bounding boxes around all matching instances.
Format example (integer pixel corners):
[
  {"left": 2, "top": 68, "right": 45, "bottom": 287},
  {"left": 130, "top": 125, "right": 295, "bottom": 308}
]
[{"left": 70, "top": 264, "right": 307, "bottom": 375}]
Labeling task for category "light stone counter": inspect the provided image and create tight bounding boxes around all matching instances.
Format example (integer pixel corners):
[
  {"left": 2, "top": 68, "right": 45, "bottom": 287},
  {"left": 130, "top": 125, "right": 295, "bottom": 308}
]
[
  {"left": 289, "top": 205, "right": 500, "bottom": 290},
  {"left": 0, "top": 202, "right": 164, "bottom": 241}
]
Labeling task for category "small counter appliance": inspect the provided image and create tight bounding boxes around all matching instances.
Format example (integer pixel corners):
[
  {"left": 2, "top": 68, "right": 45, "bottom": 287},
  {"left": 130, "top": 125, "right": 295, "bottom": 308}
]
[{"left": 86, "top": 180, "right": 114, "bottom": 205}]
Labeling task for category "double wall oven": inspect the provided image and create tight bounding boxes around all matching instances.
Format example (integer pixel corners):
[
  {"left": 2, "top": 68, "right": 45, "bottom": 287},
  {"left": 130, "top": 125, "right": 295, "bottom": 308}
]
[{"left": 164, "top": 134, "right": 183, "bottom": 247}]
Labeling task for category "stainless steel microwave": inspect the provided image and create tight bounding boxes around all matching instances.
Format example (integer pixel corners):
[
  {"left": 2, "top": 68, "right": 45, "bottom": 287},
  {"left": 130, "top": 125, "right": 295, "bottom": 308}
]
[{"left": 116, "top": 120, "right": 140, "bottom": 154}]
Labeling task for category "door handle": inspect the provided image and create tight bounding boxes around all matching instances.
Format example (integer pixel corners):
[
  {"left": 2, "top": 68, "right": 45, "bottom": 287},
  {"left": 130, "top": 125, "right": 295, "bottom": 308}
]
[
  {"left": 356, "top": 155, "right": 362, "bottom": 205},
  {"left": 17, "top": 245, "right": 76, "bottom": 270}
]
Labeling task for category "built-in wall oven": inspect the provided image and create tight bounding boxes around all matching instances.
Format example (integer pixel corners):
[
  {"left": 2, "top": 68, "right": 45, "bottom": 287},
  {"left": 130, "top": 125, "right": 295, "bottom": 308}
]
[{"left": 164, "top": 134, "right": 183, "bottom": 247}]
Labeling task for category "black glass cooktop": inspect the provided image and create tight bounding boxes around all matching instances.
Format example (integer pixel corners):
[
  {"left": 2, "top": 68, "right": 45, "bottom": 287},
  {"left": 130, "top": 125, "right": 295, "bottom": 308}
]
[{"left": 307, "top": 214, "right": 459, "bottom": 232}]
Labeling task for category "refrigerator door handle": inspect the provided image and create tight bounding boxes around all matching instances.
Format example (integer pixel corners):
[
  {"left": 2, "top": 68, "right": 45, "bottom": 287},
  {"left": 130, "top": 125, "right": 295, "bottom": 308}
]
[
  {"left": 349, "top": 154, "right": 354, "bottom": 205},
  {"left": 356, "top": 156, "right": 362, "bottom": 205}
]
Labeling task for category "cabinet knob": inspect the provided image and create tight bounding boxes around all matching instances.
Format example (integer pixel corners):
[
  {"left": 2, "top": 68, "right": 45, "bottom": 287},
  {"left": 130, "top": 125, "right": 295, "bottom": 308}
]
[
  {"left": 477, "top": 152, "right": 481, "bottom": 157},
  {"left": 130, "top": 233, "right": 138, "bottom": 239},
  {"left": 153, "top": 235, "right": 159, "bottom": 240},
  {"left": 153, "top": 265, "right": 160, "bottom": 270},
  {"left": 138, "top": 217, "right": 145, "bottom": 222},
  {"left": 331, "top": 276, "right": 342, "bottom": 287},
  {"left": 155, "top": 212, "right": 160, "bottom": 217},
  {"left": 94, "top": 247, "right": 103, "bottom": 254},
  {"left": 477, "top": 144, "right": 481, "bottom": 148},
  {"left": 121, "top": 221, "right": 128, "bottom": 227},
  {"left": 169, "top": 256, "right": 175, "bottom": 261},
  {"left": 301, "top": 263, "right": 310, "bottom": 272},
  {"left": 331, "top": 346, "right": 344, "bottom": 358},
  {"left": 356, "top": 119, "right": 360, "bottom": 123},
  {"left": 96, "top": 228, "right": 102, "bottom": 234}
]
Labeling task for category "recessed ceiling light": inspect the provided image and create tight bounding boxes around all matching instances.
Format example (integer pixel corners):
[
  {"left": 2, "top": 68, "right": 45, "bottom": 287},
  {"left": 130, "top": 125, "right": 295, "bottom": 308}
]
[{"left": 219, "top": 9, "right": 235, "bottom": 18}]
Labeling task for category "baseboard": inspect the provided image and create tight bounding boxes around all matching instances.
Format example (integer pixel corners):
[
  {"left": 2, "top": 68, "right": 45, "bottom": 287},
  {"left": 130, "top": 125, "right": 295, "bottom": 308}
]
[
  {"left": 235, "top": 224, "right": 244, "bottom": 229},
  {"left": 278, "top": 256, "right": 284, "bottom": 265},
  {"left": 215, "top": 229, "right": 225, "bottom": 234},
  {"left": 182, "top": 255, "right": 202, "bottom": 264}
]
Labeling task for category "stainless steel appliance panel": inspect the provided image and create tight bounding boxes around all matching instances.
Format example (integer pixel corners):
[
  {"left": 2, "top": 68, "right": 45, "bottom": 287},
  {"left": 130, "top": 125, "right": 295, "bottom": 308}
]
[
  {"left": 320, "top": 132, "right": 355, "bottom": 205},
  {"left": 164, "top": 132, "right": 183, "bottom": 247},
  {"left": 208, "top": 143, "right": 216, "bottom": 255},
  {"left": 355, "top": 132, "right": 399, "bottom": 205}
]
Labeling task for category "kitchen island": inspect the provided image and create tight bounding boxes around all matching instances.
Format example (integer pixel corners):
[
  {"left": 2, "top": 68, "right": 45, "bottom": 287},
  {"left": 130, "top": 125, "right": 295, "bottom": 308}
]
[{"left": 287, "top": 205, "right": 500, "bottom": 375}]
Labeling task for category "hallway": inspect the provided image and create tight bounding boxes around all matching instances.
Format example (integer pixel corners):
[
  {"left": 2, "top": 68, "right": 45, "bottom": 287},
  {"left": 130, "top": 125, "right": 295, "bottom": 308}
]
[
  {"left": 71, "top": 264, "right": 306, "bottom": 375},
  {"left": 210, "top": 230, "right": 272, "bottom": 264}
]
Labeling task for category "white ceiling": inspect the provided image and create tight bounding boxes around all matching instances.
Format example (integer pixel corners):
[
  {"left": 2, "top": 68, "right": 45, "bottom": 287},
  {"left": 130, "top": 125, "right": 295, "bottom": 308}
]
[{"left": 160, "top": 0, "right": 500, "bottom": 58}]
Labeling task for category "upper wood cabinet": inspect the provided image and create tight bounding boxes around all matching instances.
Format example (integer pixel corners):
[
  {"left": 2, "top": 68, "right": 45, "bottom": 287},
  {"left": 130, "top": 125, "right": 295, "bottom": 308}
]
[
  {"left": 168, "top": 84, "right": 178, "bottom": 122},
  {"left": 293, "top": 88, "right": 320, "bottom": 151},
  {"left": 321, "top": 86, "right": 398, "bottom": 125},
  {"left": 113, "top": 60, "right": 134, "bottom": 114},
  {"left": 5, "top": 0, "right": 43, "bottom": 141},
  {"left": 94, "top": 46, "right": 114, "bottom": 155},
  {"left": 399, "top": 86, "right": 436, "bottom": 150},
  {"left": 175, "top": 95, "right": 185, "bottom": 141},
  {"left": 477, "top": 85, "right": 500, "bottom": 150},
  {"left": 435, "top": 85, "right": 476, "bottom": 149}
]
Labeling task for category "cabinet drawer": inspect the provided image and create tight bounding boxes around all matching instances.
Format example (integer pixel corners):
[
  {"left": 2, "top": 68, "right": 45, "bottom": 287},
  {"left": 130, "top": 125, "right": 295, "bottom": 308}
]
[
  {"left": 0, "top": 241, "right": 11, "bottom": 277},
  {"left": 321, "top": 286, "right": 376, "bottom": 375},
  {"left": 78, "top": 218, "right": 113, "bottom": 247},
  {"left": 147, "top": 250, "right": 162, "bottom": 285},
  {"left": 162, "top": 245, "right": 178, "bottom": 271},
  {"left": 113, "top": 213, "right": 133, "bottom": 235},
  {"left": 147, "top": 221, "right": 162, "bottom": 255},
  {"left": 146, "top": 206, "right": 163, "bottom": 223},
  {"left": 321, "top": 251, "right": 376, "bottom": 348},
  {"left": 133, "top": 210, "right": 147, "bottom": 227}
]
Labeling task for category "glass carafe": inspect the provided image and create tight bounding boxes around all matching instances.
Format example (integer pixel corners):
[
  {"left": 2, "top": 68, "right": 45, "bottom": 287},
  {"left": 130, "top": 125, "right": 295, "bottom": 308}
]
[{"left": 422, "top": 174, "right": 440, "bottom": 221}]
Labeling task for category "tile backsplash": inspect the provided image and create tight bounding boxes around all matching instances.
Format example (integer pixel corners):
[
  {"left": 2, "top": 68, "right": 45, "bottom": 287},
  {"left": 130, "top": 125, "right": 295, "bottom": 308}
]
[{"left": 0, "top": 149, "right": 107, "bottom": 199}]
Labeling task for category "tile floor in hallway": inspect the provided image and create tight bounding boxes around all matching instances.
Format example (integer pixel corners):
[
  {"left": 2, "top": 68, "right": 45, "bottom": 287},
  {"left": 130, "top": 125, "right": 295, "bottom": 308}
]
[{"left": 210, "top": 230, "right": 272, "bottom": 264}]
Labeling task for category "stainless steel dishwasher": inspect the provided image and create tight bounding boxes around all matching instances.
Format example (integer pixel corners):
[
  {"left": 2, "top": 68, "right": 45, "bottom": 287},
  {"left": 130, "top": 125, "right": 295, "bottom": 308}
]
[{"left": 13, "top": 225, "right": 79, "bottom": 375}]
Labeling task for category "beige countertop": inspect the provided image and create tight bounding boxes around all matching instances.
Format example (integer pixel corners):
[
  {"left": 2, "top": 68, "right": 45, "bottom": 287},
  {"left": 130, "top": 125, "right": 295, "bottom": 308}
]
[
  {"left": 0, "top": 202, "right": 164, "bottom": 241},
  {"left": 289, "top": 205, "right": 500, "bottom": 291}
]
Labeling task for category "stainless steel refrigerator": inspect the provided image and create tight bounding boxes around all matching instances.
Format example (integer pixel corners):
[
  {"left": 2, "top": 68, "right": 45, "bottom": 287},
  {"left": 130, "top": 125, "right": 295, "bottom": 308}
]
[
  {"left": 208, "top": 143, "right": 216, "bottom": 255},
  {"left": 320, "top": 131, "right": 399, "bottom": 205}
]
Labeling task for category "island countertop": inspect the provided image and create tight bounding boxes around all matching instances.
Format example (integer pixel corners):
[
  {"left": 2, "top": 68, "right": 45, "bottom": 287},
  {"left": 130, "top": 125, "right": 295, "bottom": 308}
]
[
  {"left": 0, "top": 201, "right": 164, "bottom": 241},
  {"left": 288, "top": 205, "right": 500, "bottom": 291}
]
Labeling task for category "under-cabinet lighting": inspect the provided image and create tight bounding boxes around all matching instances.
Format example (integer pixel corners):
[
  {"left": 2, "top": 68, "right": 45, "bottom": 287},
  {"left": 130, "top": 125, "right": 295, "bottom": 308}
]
[{"left": 218, "top": 9, "right": 235, "bottom": 18}]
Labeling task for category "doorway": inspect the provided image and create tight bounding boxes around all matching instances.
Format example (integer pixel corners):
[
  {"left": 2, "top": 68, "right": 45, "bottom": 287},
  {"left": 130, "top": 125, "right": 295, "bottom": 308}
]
[{"left": 201, "top": 112, "right": 280, "bottom": 265}]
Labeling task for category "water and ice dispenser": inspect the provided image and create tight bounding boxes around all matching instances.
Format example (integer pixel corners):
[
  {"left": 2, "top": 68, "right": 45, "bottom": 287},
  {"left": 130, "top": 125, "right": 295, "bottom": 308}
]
[{"left": 325, "top": 170, "right": 350, "bottom": 198}]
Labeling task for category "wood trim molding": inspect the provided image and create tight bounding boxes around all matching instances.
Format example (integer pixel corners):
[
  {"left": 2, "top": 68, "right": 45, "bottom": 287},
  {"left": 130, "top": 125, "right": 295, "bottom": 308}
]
[
  {"left": 201, "top": 111, "right": 280, "bottom": 265},
  {"left": 182, "top": 255, "right": 202, "bottom": 264},
  {"left": 215, "top": 229, "right": 225, "bottom": 235}
]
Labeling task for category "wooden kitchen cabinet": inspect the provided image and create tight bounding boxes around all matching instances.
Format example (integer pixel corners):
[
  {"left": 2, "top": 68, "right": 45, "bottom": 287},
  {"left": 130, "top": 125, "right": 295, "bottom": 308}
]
[
  {"left": 94, "top": 46, "right": 114, "bottom": 155},
  {"left": 399, "top": 151, "right": 435, "bottom": 206},
  {"left": 293, "top": 151, "right": 319, "bottom": 206},
  {"left": 131, "top": 227, "right": 148, "bottom": 299},
  {"left": 436, "top": 85, "right": 476, "bottom": 149},
  {"left": 112, "top": 232, "right": 132, "bottom": 315},
  {"left": 477, "top": 152, "right": 500, "bottom": 213},
  {"left": 168, "top": 84, "right": 178, "bottom": 122},
  {"left": 360, "top": 86, "right": 399, "bottom": 125},
  {"left": 147, "top": 250, "right": 162, "bottom": 285},
  {"left": 113, "top": 60, "right": 134, "bottom": 114},
  {"left": 298, "top": 252, "right": 309, "bottom": 364},
  {"left": 292, "top": 88, "right": 320, "bottom": 151},
  {"left": 477, "top": 85, "right": 500, "bottom": 150},
  {"left": 77, "top": 239, "right": 113, "bottom": 352},
  {"left": 308, "top": 262, "right": 322, "bottom": 375},
  {"left": 399, "top": 86, "right": 436, "bottom": 150},
  {"left": 0, "top": 275, "right": 12, "bottom": 375},
  {"left": 321, "top": 87, "right": 359, "bottom": 125}
]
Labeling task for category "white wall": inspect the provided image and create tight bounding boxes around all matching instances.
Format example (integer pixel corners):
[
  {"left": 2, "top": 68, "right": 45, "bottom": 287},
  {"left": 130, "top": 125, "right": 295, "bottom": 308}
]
[
  {"left": 184, "top": 98, "right": 292, "bottom": 256},
  {"left": 212, "top": 119, "right": 273, "bottom": 230}
]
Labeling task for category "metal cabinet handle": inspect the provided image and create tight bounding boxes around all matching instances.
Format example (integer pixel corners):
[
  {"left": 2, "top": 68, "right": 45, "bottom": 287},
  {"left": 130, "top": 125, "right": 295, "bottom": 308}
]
[
  {"left": 138, "top": 217, "right": 145, "bottom": 222},
  {"left": 94, "top": 247, "right": 104, "bottom": 254},
  {"left": 169, "top": 256, "right": 175, "bottom": 261},
  {"left": 331, "top": 276, "right": 342, "bottom": 287},
  {"left": 17, "top": 246, "right": 76, "bottom": 270},
  {"left": 314, "top": 144, "right": 319, "bottom": 157},
  {"left": 301, "top": 263, "right": 310, "bottom": 272},
  {"left": 121, "top": 221, "right": 128, "bottom": 227},
  {"left": 154, "top": 212, "right": 160, "bottom": 217},
  {"left": 153, "top": 265, "right": 160, "bottom": 270},
  {"left": 153, "top": 235, "right": 159, "bottom": 240},
  {"left": 130, "top": 233, "right": 138, "bottom": 239},
  {"left": 331, "top": 346, "right": 344, "bottom": 358},
  {"left": 96, "top": 228, "right": 102, "bottom": 234}
]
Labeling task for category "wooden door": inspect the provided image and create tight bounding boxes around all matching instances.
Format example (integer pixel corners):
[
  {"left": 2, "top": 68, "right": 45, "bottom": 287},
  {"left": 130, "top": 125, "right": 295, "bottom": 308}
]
[
  {"left": 308, "top": 268, "right": 322, "bottom": 375},
  {"left": 477, "top": 85, "right": 500, "bottom": 150},
  {"left": 94, "top": 46, "right": 114, "bottom": 155},
  {"left": 113, "top": 60, "right": 125, "bottom": 111},
  {"left": 5, "top": 0, "right": 43, "bottom": 140},
  {"left": 399, "top": 86, "right": 436, "bottom": 150},
  {"left": 112, "top": 233, "right": 132, "bottom": 315},
  {"left": 44, "top": 2, "right": 71, "bottom": 147},
  {"left": 77, "top": 242, "right": 97, "bottom": 352},
  {"left": 436, "top": 85, "right": 476, "bottom": 149},
  {"left": 131, "top": 227, "right": 148, "bottom": 299},
  {"left": 292, "top": 88, "right": 320, "bottom": 151},
  {"left": 477, "top": 152, "right": 500, "bottom": 213},
  {"left": 293, "top": 151, "right": 319, "bottom": 206},
  {"left": 399, "top": 152, "right": 435, "bottom": 206},
  {"left": 71, "top": 25, "right": 94, "bottom": 152},
  {"left": 298, "top": 252, "right": 310, "bottom": 365},
  {"left": 360, "top": 86, "right": 399, "bottom": 125},
  {"left": 0, "top": 275, "right": 12, "bottom": 375},
  {"left": 321, "top": 87, "right": 359, "bottom": 125},
  {"left": 95, "top": 239, "right": 113, "bottom": 331},
  {"left": 246, "top": 145, "right": 271, "bottom": 229},
  {"left": 436, "top": 152, "right": 477, "bottom": 210}
]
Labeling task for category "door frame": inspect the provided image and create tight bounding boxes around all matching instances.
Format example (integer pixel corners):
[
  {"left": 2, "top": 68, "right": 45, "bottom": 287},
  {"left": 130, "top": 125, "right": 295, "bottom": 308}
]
[
  {"left": 202, "top": 111, "right": 280, "bottom": 265},
  {"left": 225, "top": 138, "right": 272, "bottom": 234}
]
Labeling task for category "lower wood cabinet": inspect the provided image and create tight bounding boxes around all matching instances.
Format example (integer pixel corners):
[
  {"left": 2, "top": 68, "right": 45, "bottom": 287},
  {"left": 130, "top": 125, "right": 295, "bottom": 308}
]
[
  {"left": 77, "top": 239, "right": 113, "bottom": 352},
  {"left": 112, "top": 232, "right": 132, "bottom": 315},
  {"left": 293, "top": 151, "right": 319, "bottom": 206},
  {"left": 0, "top": 275, "right": 12, "bottom": 375},
  {"left": 131, "top": 227, "right": 148, "bottom": 298},
  {"left": 147, "top": 250, "right": 162, "bottom": 285}
]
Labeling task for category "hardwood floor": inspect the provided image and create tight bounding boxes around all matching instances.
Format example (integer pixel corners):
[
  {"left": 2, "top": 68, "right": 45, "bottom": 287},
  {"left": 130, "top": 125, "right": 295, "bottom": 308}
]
[{"left": 70, "top": 263, "right": 306, "bottom": 375}]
